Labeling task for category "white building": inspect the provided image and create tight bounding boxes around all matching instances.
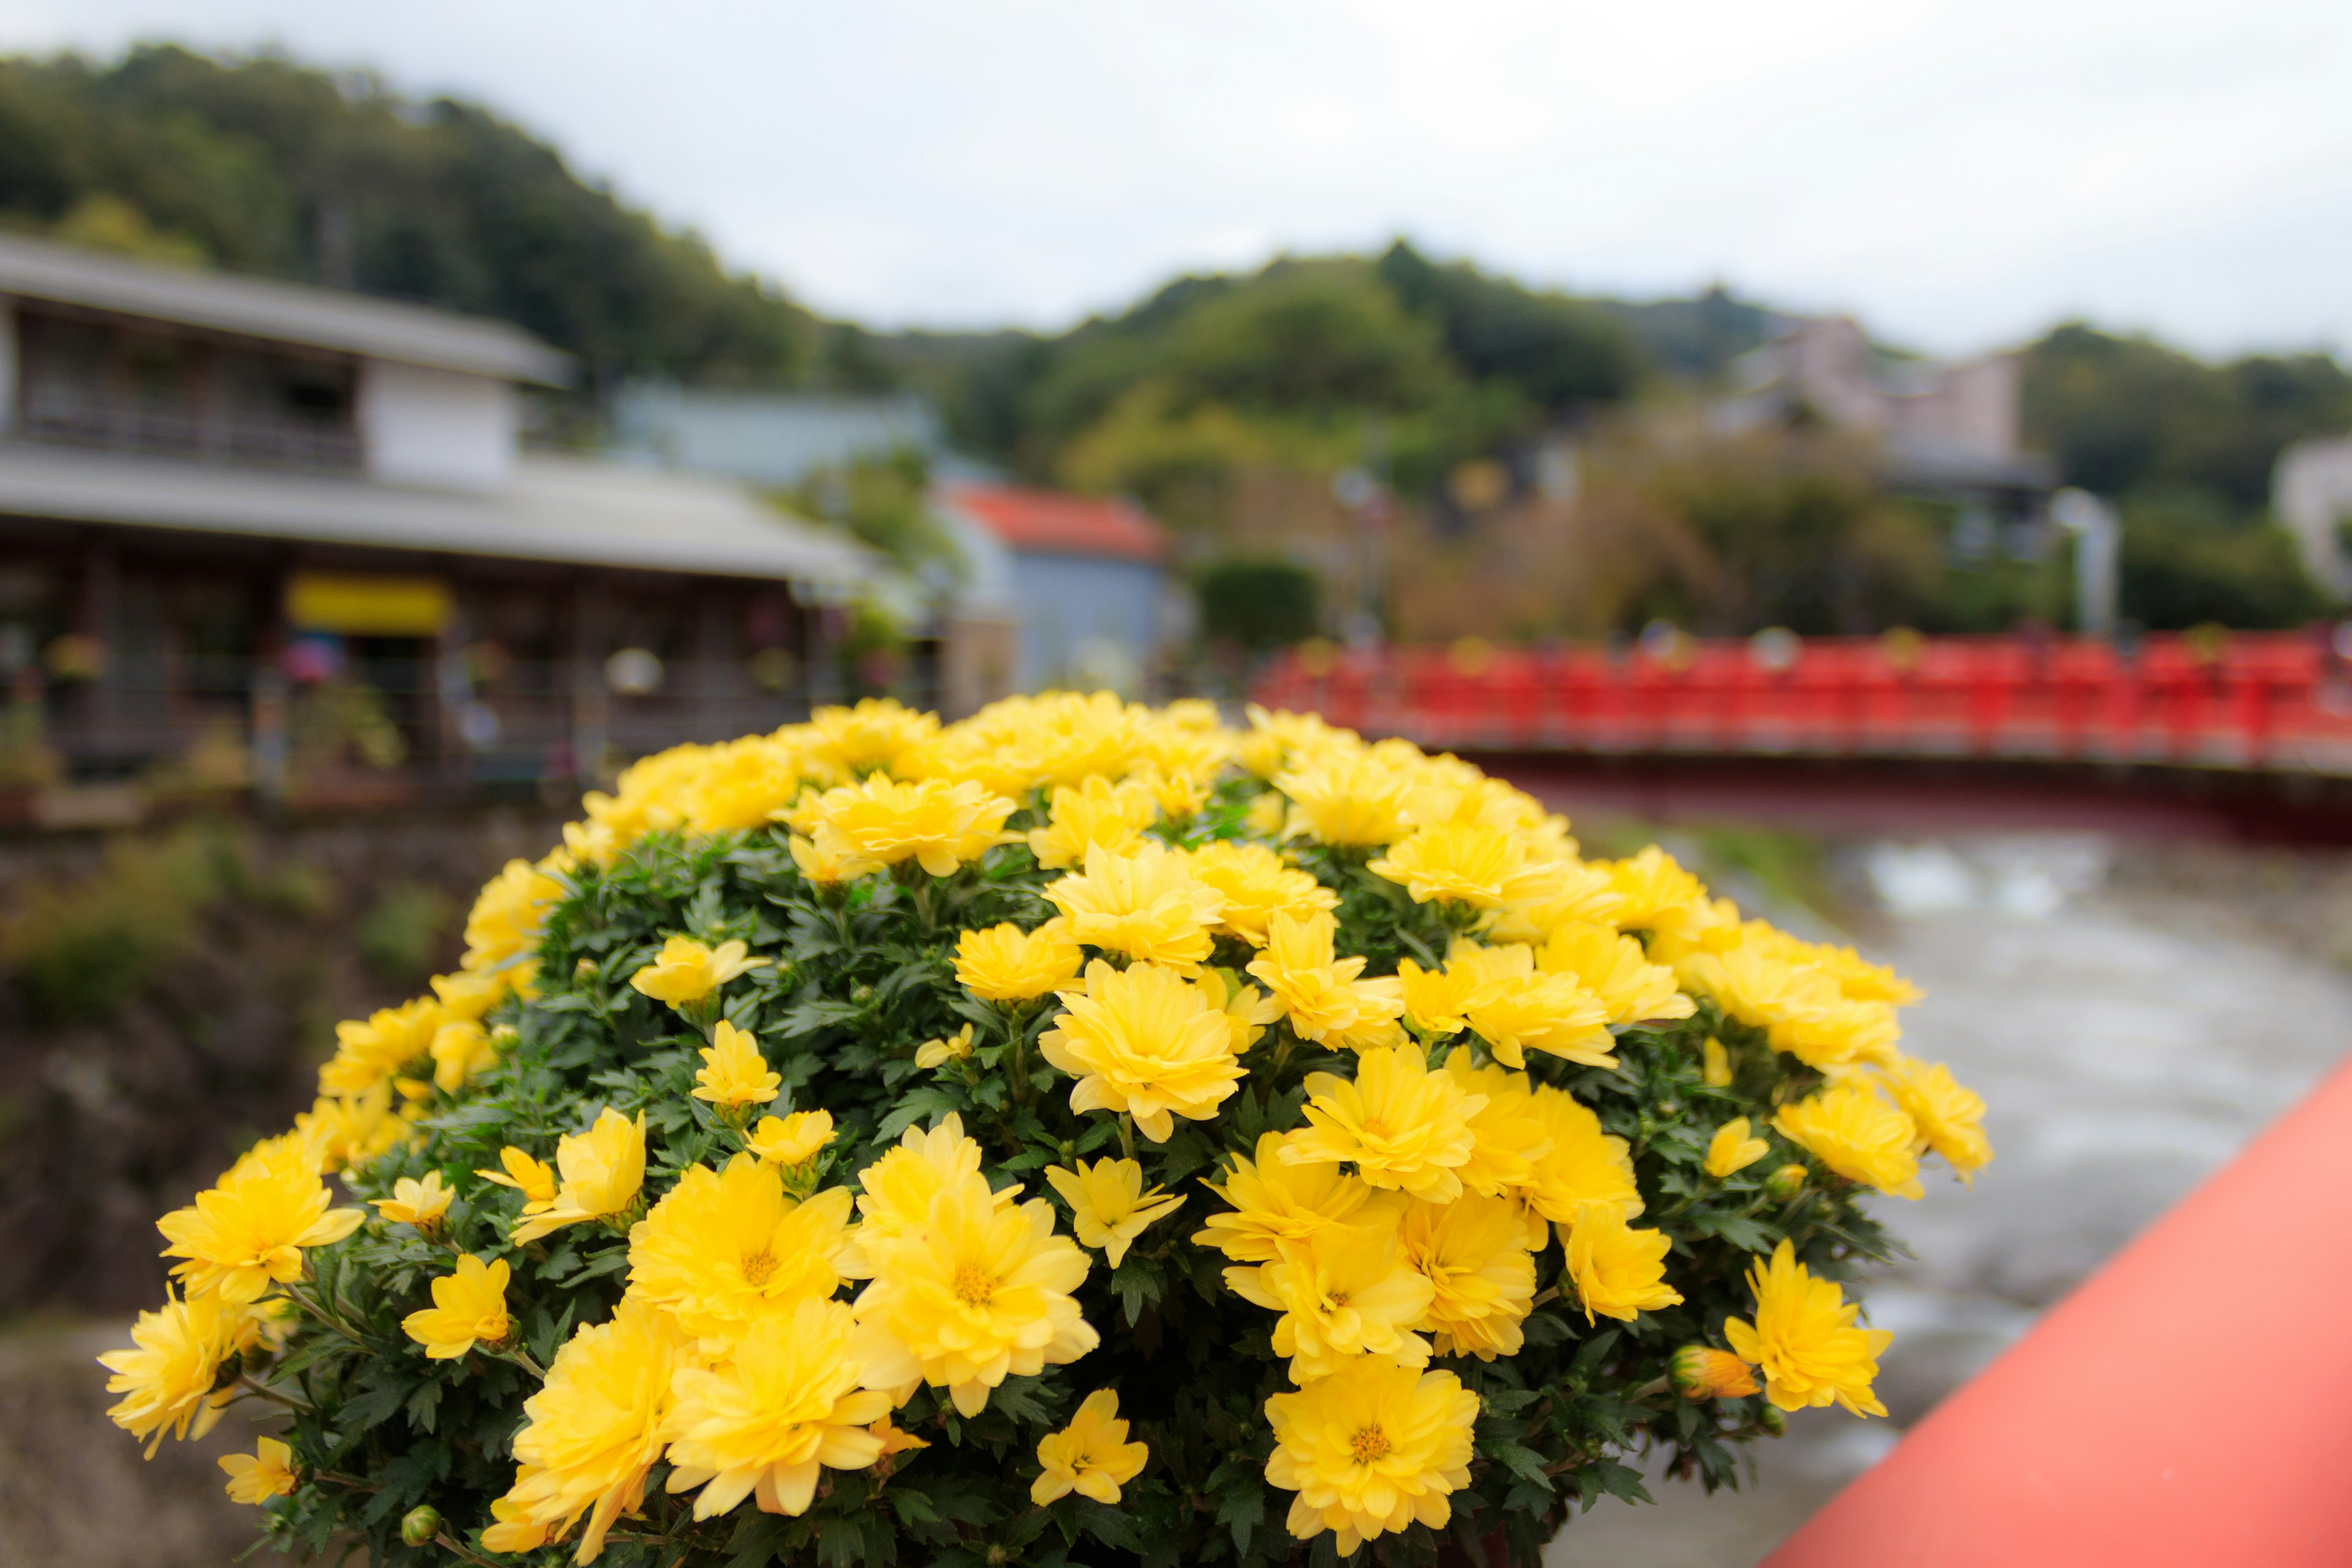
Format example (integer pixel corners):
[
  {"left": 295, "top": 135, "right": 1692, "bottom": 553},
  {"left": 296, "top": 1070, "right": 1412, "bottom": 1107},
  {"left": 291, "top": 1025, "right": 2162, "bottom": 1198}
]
[
  {"left": 0, "top": 233, "right": 871, "bottom": 807},
  {"left": 2274, "top": 435, "right": 2352, "bottom": 601}
]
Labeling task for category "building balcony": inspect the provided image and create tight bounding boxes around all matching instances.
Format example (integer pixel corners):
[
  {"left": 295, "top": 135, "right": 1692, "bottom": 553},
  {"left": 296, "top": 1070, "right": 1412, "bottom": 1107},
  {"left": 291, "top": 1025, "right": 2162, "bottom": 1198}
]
[{"left": 17, "top": 390, "right": 362, "bottom": 473}]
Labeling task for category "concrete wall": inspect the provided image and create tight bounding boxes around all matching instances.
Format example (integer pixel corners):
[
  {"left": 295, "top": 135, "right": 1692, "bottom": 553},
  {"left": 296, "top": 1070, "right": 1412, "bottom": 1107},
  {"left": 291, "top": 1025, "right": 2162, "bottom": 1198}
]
[
  {"left": 1009, "top": 552, "right": 1165, "bottom": 695},
  {"left": 358, "top": 359, "right": 516, "bottom": 492}
]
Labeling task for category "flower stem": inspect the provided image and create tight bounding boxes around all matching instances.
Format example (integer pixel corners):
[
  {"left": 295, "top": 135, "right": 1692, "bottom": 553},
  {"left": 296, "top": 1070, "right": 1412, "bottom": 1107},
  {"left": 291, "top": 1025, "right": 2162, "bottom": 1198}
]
[
  {"left": 1117, "top": 1114, "right": 1136, "bottom": 1161},
  {"left": 236, "top": 1373, "right": 317, "bottom": 1414}
]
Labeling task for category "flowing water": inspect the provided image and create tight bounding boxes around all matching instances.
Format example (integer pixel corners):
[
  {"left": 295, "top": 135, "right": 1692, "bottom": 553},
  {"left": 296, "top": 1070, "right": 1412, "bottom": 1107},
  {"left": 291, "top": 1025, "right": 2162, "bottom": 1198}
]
[{"left": 1547, "top": 833, "right": 2352, "bottom": 1567}]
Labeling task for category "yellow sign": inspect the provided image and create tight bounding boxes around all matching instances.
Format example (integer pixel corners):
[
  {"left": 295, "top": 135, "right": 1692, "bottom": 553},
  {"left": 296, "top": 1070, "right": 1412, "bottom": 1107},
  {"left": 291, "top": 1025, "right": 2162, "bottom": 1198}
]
[{"left": 287, "top": 573, "right": 453, "bottom": 636}]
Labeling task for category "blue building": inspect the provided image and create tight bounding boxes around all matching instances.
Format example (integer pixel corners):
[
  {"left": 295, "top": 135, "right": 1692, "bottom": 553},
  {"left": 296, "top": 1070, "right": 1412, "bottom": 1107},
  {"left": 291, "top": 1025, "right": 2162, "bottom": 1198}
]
[{"left": 933, "top": 482, "right": 1174, "bottom": 698}]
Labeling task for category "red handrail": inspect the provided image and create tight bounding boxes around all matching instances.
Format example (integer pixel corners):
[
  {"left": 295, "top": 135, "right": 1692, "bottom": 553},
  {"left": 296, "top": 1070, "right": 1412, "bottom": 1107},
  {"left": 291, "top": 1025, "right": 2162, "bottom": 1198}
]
[{"left": 1251, "top": 631, "right": 2352, "bottom": 774}]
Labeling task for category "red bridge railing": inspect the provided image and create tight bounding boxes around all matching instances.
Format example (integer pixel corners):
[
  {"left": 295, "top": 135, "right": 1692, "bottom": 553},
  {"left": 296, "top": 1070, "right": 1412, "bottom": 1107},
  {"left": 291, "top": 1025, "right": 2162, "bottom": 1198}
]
[{"left": 1250, "top": 630, "right": 2352, "bottom": 774}]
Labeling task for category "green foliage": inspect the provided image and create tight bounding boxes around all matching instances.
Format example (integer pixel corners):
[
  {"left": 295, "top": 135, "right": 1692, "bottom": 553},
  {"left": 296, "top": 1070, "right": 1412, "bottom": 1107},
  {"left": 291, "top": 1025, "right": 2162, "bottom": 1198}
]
[
  {"left": 358, "top": 883, "right": 458, "bottom": 987},
  {"left": 0, "top": 44, "right": 818, "bottom": 390},
  {"left": 0, "top": 824, "right": 238, "bottom": 1021},
  {"left": 1196, "top": 560, "right": 1322, "bottom": 650},
  {"left": 2117, "top": 489, "right": 2328, "bottom": 631},
  {"left": 244, "top": 786, "right": 1901, "bottom": 1568},
  {"left": 783, "top": 448, "right": 960, "bottom": 578},
  {"left": 2022, "top": 323, "right": 2352, "bottom": 509}
]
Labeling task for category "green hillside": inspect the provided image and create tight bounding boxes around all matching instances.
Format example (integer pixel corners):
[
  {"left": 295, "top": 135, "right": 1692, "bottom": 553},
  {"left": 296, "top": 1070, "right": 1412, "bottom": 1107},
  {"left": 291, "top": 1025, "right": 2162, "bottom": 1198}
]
[{"left": 2, "top": 41, "right": 2348, "bottom": 629}]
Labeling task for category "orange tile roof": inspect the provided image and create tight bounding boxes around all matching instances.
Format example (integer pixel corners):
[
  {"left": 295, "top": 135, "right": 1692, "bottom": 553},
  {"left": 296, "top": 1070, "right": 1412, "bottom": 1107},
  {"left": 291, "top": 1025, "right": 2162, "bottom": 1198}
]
[{"left": 942, "top": 482, "right": 1169, "bottom": 564}]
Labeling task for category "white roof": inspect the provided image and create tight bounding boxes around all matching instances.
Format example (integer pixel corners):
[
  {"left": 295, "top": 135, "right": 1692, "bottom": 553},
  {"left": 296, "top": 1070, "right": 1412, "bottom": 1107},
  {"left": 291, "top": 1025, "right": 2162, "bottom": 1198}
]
[
  {"left": 0, "top": 233, "right": 570, "bottom": 386},
  {"left": 0, "top": 443, "right": 873, "bottom": 587}
]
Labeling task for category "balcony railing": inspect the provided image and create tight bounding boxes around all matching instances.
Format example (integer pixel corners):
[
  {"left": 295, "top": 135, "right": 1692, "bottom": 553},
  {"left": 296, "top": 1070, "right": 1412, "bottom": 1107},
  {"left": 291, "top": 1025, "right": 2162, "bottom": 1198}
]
[{"left": 17, "top": 390, "right": 363, "bottom": 472}]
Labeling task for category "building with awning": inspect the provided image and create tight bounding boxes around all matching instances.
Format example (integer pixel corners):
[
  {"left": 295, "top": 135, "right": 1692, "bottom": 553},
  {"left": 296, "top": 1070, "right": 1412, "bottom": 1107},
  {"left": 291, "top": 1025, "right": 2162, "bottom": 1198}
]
[{"left": 0, "top": 232, "right": 874, "bottom": 813}]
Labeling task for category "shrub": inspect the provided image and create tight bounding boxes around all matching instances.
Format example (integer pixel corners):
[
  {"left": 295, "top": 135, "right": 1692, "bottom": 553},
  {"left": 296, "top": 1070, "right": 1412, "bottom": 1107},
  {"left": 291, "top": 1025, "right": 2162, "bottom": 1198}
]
[
  {"left": 103, "top": 696, "right": 1985, "bottom": 1567},
  {"left": 1198, "top": 560, "right": 1322, "bottom": 651}
]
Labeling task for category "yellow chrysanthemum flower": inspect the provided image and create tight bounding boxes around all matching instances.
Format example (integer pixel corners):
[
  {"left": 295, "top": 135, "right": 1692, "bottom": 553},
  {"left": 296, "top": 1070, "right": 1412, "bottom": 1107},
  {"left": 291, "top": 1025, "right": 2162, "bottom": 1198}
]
[
  {"left": 673, "top": 733, "right": 811, "bottom": 835},
  {"left": 1044, "top": 1157, "right": 1186, "bottom": 1268},
  {"left": 1133, "top": 764, "right": 1212, "bottom": 820},
  {"left": 461, "top": 857, "right": 565, "bottom": 977},
  {"left": 372, "top": 1171, "right": 454, "bottom": 1230},
  {"left": 1283, "top": 1044, "right": 1485, "bottom": 1203},
  {"left": 1398, "top": 1193, "right": 1536, "bottom": 1360},
  {"left": 1560, "top": 1205, "right": 1683, "bottom": 1323},
  {"left": 512, "top": 1108, "right": 647, "bottom": 1244},
  {"left": 1194, "top": 965, "right": 1283, "bottom": 1055},
  {"left": 1515, "top": 1082, "right": 1642, "bottom": 1235},
  {"left": 480, "top": 1486, "right": 553, "bottom": 1555},
  {"left": 1366, "top": 823, "right": 1564, "bottom": 909},
  {"left": 1671, "top": 1345, "right": 1761, "bottom": 1400},
  {"left": 1883, "top": 1057, "right": 1993, "bottom": 1183},
  {"left": 502, "top": 1297, "right": 686, "bottom": 1564},
  {"left": 99, "top": 1292, "right": 241, "bottom": 1455},
  {"left": 661, "top": 1297, "right": 895, "bottom": 1520},
  {"left": 1538, "top": 921, "right": 1695, "bottom": 1025},
  {"left": 1244, "top": 909, "right": 1406, "bottom": 1051},
  {"left": 1185, "top": 841, "right": 1338, "bottom": 947},
  {"left": 1679, "top": 932, "right": 1903, "bottom": 1069},
  {"left": 627, "top": 1159, "right": 859, "bottom": 1343},
  {"left": 802, "top": 696, "right": 940, "bottom": 780},
  {"left": 747, "top": 1109, "right": 835, "bottom": 1167},
  {"left": 1038, "top": 960, "right": 1245, "bottom": 1142},
  {"left": 914, "top": 1023, "right": 977, "bottom": 1069},
  {"left": 295, "top": 1084, "right": 405, "bottom": 1172},
  {"left": 787, "top": 832, "right": 865, "bottom": 886},
  {"left": 1264, "top": 1362, "right": 1479, "bottom": 1553},
  {"left": 1224, "top": 1217, "right": 1434, "bottom": 1382},
  {"left": 954, "top": 920, "right": 1084, "bottom": 1003},
  {"left": 809, "top": 775, "right": 1016, "bottom": 879},
  {"left": 321, "top": 997, "right": 445, "bottom": 1096},
  {"left": 1599, "top": 845, "right": 1711, "bottom": 931},
  {"left": 1031, "top": 1389, "right": 1150, "bottom": 1506},
  {"left": 693, "top": 1021, "right": 782, "bottom": 1109},
  {"left": 1395, "top": 956, "right": 1505, "bottom": 1039},
  {"left": 478, "top": 1145, "right": 559, "bottom": 1212},
  {"left": 157, "top": 1134, "right": 364, "bottom": 1303},
  {"left": 1237, "top": 704, "right": 1348, "bottom": 778},
  {"left": 1702, "top": 1035, "right": 1734, "bottom": 1087},
  {"left": 1044, "top": 842, "right": 1224, "bottom": 973},
  {"left": 1272, "top": 753, "right": 1416, "bottom": 847},
  {"left": 1703, "top": 1118, "right": 1771, "bottom": 1179},
  {"left": 1191, "top": 1131, "right": 1401, "bottom": 1263},
  {"left": 1452, "top": 942, "right": 1615, "bottom": 1070},
  {"left": 402, "top": 1253, "right": 511, "bottom": 1360},
  {"left": 1245, "top": 791, "right": 1289, "bottom": 838},
  {"left": 853, "top": 1113, "right": 1011, "bottom": 1245},
  {"left": 1723, "top": 1240, "right": 1893, "bottom": 1416},
  {"left": 1773, "top": 1084, "right": 1923, "bottom": 1199},
  {"left": 1439, "top": 1050, "right": 1556, "bottom": 1201},
  {"left": 429, "top": 1017, "right": 499, "bottom": 1093},
  {"left": 851, "top": 1172, "right": 1098, "bottom": 1417},
  {"left": 628, "top": 937, "right": 770, "bottom": 1008},
  {"left": 1027, "top": 775, "right": 1158, "bottom": 869},
  {"left": 1485, "top": 867, "right": 1625, "bottom": 947},
  {"left": 219, "top": 1436, "right": 298, "bottom": 1504},
  {"left": 430, "top": 967, "right": 507, "bottom": 1022}
]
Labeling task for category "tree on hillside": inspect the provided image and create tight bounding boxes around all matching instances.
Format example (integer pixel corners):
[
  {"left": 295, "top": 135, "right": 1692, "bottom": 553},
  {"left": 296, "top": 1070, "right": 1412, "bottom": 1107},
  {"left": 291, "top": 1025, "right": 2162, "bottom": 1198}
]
[{"left": 0, "top": 45, "right": 821, "bottom": 393}]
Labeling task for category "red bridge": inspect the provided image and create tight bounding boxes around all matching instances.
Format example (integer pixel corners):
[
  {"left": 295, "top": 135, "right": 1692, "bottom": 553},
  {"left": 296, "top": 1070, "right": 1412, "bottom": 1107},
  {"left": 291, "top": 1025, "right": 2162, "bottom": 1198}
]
[{"left": 1250, "top": 630, "right": 2352, "bottom": 842}]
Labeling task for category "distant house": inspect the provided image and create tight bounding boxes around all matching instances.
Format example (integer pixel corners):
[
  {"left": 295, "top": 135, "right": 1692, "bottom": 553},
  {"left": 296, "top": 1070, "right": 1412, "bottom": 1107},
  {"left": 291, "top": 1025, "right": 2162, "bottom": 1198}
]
[
  {"left": 933, "top": 483, "right": 1175, "bottom": 700},
  {"left": 610, "top": 384, "right": 946, "bottom": 488},
  {"left": 1717, "top": 315, "right": 2058, "bottom": 553},
  {"left": 0, "top": 233, "right": 870, "bottom": 815},
  {"left": 2275, "top": 435, "right": 2352, "bottom": 600}
]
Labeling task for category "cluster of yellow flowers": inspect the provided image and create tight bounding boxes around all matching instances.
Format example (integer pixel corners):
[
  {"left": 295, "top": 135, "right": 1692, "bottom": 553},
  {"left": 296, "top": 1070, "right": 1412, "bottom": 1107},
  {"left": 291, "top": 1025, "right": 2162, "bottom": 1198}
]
[{"left": 105, "top": 695, "right": 1990, "bottom": 1565}]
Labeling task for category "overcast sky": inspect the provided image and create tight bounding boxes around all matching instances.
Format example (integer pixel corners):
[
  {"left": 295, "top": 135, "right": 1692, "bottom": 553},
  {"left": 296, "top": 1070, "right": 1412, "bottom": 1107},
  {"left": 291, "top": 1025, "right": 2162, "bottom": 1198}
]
[{"left": 2, "top": 0, "right": 2348, "bottom": 358}]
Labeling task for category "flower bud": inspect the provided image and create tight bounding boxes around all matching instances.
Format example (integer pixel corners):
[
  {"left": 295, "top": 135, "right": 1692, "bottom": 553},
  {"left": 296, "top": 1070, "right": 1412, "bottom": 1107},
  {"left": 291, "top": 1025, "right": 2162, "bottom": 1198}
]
[
  {"left": 399, "top": 1505, "right": 442, "bottom": 1547},
  {"left": 1758, "top": 1405, "right": 1787, "bottom": 1436},
  {"left": 1671, "top": 1345, "right": 1760, "bottom": 1401},
  {"left": 1765, "top": 1163, "right": 1809, "bottom": 1200}
]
